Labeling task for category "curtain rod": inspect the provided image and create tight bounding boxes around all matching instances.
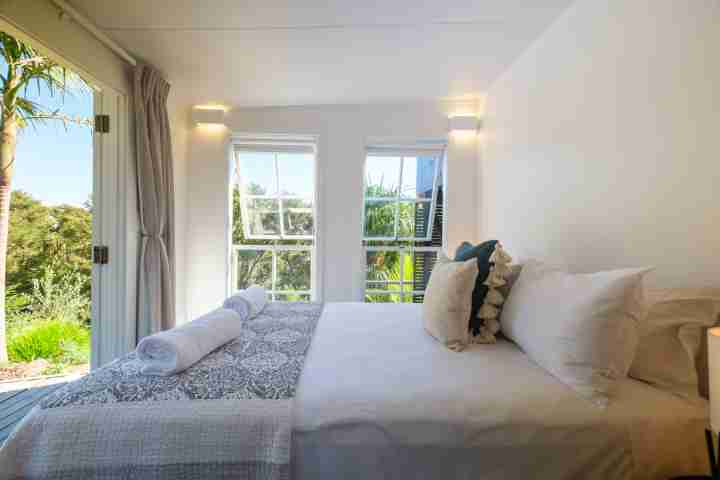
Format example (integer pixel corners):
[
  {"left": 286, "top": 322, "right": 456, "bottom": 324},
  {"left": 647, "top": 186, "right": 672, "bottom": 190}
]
[{"left": 52, "top": 0, "right": 137, "bottom": 66}]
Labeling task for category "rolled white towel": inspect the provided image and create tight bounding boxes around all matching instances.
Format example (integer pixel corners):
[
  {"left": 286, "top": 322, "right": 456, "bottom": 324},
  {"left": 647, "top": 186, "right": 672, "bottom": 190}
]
[
  {"left": 223, "top": 285, "right": 268, "bottom": 320},
  {"left": 137, "top": 307, "right": 243, "bottom": 376}
]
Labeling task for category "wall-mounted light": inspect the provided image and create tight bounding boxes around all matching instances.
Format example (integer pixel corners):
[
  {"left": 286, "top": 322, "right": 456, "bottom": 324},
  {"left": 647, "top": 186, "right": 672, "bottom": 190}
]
[
  {"left": 192, "top": 106, "right": 226, "bottom": 126},
  {"left": 448, "top": 115, "right": 481, "bottom": 134}
]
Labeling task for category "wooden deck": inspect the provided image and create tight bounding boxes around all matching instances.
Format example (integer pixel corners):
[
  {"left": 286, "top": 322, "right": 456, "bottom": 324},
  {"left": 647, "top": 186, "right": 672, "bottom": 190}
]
[{"left": 0, "top": 383, "right": 66, "bottom": 445}]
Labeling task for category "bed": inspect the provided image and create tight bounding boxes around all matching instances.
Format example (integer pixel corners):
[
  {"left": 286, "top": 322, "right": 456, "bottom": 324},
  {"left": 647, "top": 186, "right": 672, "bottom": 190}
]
[
  {"left": 292, "top": 302, "right": 709, "bottom": 480},
  {"left": 0, "top": 302, "right": 710, "bottom": 479}
]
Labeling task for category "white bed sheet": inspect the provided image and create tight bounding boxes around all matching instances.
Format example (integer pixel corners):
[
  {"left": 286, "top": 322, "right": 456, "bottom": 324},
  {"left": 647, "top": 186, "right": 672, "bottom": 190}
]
[{"left": 292, "top": 302, "right": 709, "bottom": 480}]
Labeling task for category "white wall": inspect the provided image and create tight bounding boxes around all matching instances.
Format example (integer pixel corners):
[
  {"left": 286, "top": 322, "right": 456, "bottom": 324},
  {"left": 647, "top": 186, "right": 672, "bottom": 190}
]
[
  {"left": 480, "top": 0, "right": 720, "bottom": 288},
  {"left": 183, "top": 101, "right": 481, "bottom": 321}
]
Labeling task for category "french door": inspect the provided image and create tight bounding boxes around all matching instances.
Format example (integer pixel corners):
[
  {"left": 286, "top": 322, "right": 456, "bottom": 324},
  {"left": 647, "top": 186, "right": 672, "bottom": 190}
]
[{"left": 91, "top": 89, "right": 135, "bottom": 369}]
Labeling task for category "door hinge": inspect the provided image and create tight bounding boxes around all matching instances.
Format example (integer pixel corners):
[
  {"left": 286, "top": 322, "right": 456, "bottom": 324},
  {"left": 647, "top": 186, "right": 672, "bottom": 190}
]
[
  {"left": 94, "top": 114, "right": 110, "bottom": 134},
  {"left": 93, "top": 245, "right": 109, "bottom": 265}
]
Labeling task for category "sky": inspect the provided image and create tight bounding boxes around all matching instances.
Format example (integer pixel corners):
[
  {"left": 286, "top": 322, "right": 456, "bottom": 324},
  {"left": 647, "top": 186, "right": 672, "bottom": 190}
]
[{"left": 7, "top": 61, "right": 93, "bottom": 207}]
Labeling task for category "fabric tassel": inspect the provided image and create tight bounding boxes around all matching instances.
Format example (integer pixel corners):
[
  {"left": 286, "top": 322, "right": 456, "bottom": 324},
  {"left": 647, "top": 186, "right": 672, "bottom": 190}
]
[
  {"left": 485, "top": 288, "right": 505, "bottom": 306},
  {"left": 492, "top": 263, "right": 513, "bottom": 278},
  {"left": 483, "top": 270, "right": 507, "bottom": 288},
  {"left": 485, "top": 318, "right": 501, "bottom": 334},
  {"left": 490, "top": 243, "right": 513, "bottom": 265},
  {"left": 478, "top": 303, "right": 499, "bottom": 319},
  {"left": 472, "top": 327, "right": 497, "bottom": 344}
]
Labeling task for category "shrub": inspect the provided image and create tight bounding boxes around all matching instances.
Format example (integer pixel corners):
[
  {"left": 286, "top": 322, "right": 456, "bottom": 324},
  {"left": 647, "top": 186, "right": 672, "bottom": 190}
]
[
  {"left": 7, "top": 319, "right": 90, "bottom": 364},
  {"left": 30, "top": 267, "right": 90, "bottom": 325}
]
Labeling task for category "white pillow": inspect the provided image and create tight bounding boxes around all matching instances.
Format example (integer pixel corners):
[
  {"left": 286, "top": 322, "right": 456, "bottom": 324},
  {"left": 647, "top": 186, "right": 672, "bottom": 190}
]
[
  {"left": 501, "top": 260, "right": 651, "bottom": 406},
  {"left": 629, "top": 288, "right": 720, "bottom": 399},
  {"left": 423, "top": 252, "right": 478, "bottom": 352}
]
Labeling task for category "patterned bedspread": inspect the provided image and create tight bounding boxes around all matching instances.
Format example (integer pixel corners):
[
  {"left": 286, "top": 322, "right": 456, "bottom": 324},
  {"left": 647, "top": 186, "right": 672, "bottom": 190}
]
[{"left": 0, "top": 302, "right": 323, "bottom": 480}]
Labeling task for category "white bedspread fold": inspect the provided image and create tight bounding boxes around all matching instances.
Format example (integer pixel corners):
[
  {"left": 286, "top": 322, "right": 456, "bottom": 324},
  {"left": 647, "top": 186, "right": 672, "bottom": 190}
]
[
  {"left": 137, "top": 307, "right": 243, "bottom": 376},
  {"left": 223, "top": 285, "right": 268, "bottom": 319}
]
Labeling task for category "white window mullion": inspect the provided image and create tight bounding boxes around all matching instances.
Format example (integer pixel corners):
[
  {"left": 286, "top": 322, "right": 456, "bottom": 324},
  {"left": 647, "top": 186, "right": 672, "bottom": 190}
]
[
  {"left": 399, "top": 251, "right": 405, "bottom": 298},
  {"left": 271, "top": 245, "right": 278, "bottom": 301},
  {"left": 275, "top": 153, "right": 286, "bottom": 238},
  {"left": 394, "top": 157, "right": 404, "bottom": 239}
]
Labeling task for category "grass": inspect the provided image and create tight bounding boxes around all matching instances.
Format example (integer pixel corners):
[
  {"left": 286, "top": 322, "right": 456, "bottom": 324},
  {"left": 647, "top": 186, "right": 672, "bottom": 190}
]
[{"left": 7, "top": 319, "right": 90, "bottom": 365}]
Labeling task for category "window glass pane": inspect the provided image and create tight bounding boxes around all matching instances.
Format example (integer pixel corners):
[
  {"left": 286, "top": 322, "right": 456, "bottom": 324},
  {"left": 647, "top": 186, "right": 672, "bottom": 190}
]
[
  {"left": 400, "top": 156, "right": 436, "bottom": 200},
  {"left": 364, "top": 201, "right": 396, "bottom": 237},
  {"left": 364, "top": 293, "right": 413, "bottom": 303},
  {"left": 237, "top": 152, "right": 276, "bottom": 196},
  {"left": 234, "top": 250, "right": 273, "bottom": 290},
  {"left": 246, "top": 198, "right": 280, "bottom": 236},
  {"left": 282, "top": 199, "right": 314, "bottom": 236},
  {"left": 274, "top": 293, "right": 311, "bottom": 302},
  {"left": 276, "top": 250, "right": 312, "bottom": 292},
  {"left": 365, "top": 156, "right": 400, "bottom": 197},
  {"left": 397, "top": 201, "right": 431, "bottom": 239},
  {"left": 366, "top": 281, "right": 400, "bottom": 290},
  {"left": 366, "top": 250, "right": 402, "bottom": 283},
  {"left": 277, "top": 152, "right": 314, "bottom": 197}
]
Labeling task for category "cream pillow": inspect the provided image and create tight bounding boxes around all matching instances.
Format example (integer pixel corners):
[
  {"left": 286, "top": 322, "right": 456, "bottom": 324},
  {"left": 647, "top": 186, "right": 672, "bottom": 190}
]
[
  {"left": 501, "top": 260, "right": 651, "bottom": 406},
  {"left": 423, "top": 252, "right": 478, "bottom": 352},
  {"left": 629, "top": 288, "right": 720, "bottom": 399}
]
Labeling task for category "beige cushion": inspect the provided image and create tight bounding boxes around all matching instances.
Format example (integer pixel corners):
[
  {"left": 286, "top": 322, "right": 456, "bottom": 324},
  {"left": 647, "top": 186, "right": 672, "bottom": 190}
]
[
  {"left": 423, "top": 252, "right": 478, "bottom": 352},
  {"left": 501, "top": 260, "right": 651, "bottom": 406},
  {"left": 629, "top": 288, "right": 720, "bottom": 399}
]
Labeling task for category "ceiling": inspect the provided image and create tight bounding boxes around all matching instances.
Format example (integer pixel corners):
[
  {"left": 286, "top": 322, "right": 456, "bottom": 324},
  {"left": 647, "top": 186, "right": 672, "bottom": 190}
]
[{"left": 70, "top": 0, "right": 574, "bottom": 107}]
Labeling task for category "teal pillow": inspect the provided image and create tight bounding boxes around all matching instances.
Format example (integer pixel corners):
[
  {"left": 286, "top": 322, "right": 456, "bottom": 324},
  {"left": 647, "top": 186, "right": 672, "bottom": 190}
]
[{"left": 454, "top": 240, "right": 499, "bottom": 337}]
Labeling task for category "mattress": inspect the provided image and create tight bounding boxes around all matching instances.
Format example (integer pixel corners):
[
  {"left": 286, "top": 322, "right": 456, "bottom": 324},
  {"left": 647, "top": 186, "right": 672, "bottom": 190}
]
[{"left": 292, "top": 302, "right": 710, "bottom": 480}]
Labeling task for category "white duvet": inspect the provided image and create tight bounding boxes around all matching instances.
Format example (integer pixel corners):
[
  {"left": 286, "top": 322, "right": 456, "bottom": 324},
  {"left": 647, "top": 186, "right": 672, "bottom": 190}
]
[{"left": 292, "top": 302, "right": 709, "bottom": 480}]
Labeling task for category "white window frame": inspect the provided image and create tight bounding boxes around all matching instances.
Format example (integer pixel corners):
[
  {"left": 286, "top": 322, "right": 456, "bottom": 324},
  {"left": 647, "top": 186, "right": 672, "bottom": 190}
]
[
  {"left": 234, "top": 143, "right": 316, "bottom": 241},
  {"left": 362, "top": 146, "right": 444, "bottom": 242},
  {"left": 229, "top": 136, "right": 320, "bottom": 301},
  {"left": 230, "top": 244, "right": 314, "bottom": 301}
]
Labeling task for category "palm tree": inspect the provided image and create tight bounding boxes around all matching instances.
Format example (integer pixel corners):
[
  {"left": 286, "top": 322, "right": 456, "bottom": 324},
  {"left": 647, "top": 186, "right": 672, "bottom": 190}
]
[{"left": 0, "top": 32, "right": 91, "bottom": 362}]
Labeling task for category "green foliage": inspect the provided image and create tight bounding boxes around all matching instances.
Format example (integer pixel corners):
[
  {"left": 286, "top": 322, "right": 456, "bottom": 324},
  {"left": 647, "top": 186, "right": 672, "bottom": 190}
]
[
  {"left": 7, "top": 191, "right": 92, "bottom": 302},
  {"left": 30, "top": 267, "right": 90, "bottom": 325},
  {"left": 5, "top": 286, "right": 29, "bottom": 317},
  {"left": 0, "top": 31, "right": 90, "bottom": 129},
  {"left": 3, "top": 191, "right": 92, "bottom": 367},
  {"left": 7, "top": 319, "right": 89, "bottom": 364},
  {"left": 5, "top": 264, "right": 91, "bottom": 366}
]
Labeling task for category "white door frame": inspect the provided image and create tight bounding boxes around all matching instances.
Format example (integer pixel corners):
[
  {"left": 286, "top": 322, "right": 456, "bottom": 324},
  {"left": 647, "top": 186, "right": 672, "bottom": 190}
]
[
  {"left": 92, "top": 89, "right": 136, "bottom": 369},
  {"left": 0, "top": 17, "right": 136, "bottom": 369}
]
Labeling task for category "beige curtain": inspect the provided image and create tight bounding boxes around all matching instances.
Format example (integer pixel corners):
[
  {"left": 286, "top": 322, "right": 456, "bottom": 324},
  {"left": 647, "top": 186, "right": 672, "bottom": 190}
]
[{"left": 134, "top": 65, "right": 175, "bottom": 341}]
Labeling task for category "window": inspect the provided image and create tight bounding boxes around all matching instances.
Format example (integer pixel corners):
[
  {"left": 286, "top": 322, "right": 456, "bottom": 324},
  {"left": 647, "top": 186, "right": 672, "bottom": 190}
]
[
  {"left": 362, "top": 144, "right": 445, "bottom": 303},
  {"left": 231, "top": 140, "right": 316, "bottom": 301}
]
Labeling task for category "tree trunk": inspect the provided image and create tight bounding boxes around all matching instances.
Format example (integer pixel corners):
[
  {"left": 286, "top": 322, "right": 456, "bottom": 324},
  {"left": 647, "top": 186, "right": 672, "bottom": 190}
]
[{"left": 0, "top": 115, "right": 18, "bottom": 363}]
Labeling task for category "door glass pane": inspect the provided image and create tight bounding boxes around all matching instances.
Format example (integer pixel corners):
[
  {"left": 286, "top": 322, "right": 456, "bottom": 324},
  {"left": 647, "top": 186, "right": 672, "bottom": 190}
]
[
  {"left": 365, "top": 156, "right": 400, "bottom": 197},
  {"left": 397, "top": 201, "right": 431, "bottom": 239},
  {"left": 400, "top": 156, "right": 436, "bottom": 200},
  {"left": 246, "top": 198, "right": 280, "bottom": 236},
  {"left": 282, "top": 199, "right": 314, "bottom": 236},
  {"left": 276, "top": 250, "right": 312, "bottom": 292},
  {"left": 234, "top": 249, "right": 273, "bottom": 290},
  {"left": 277, "top": 153, "right": 314, "bottom": 197},
  {"left": 364, "top": 201, "right": 396, "bottom": 237}
]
